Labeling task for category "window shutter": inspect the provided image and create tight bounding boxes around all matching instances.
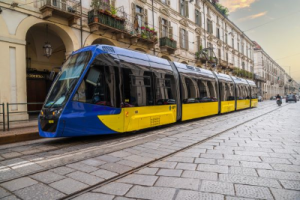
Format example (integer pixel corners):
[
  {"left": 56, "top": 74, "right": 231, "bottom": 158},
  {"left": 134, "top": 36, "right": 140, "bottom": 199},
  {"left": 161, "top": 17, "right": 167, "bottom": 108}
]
[
  {"left": 132, "top": 3, "right": 136, "bottom": 25},
  {"left": 111, "top": 0, "right": 115, "bottom": 7},
  {"left": 168, "top": 0, "right": 170, "bottom": 6},
  {"left": 196, "top": 35, "right": 200, "bottom": 51},
  {"left": 180, "top": 28, "right": 183, "bottom": 48},
  {"left": 159, "top": 17, "right": 162, "bottom": 38},
  {"left": 168, "top": 21, "right": 173, "bottom": 39},
  {"left": 185, "top": 1, "right": 189, "bottom": 18},
  {"left": 144, "top": 9, "right": 148, "bottom": 25},
  {"left": 185, "top": 30, "right": 189, "bottom": 50}
]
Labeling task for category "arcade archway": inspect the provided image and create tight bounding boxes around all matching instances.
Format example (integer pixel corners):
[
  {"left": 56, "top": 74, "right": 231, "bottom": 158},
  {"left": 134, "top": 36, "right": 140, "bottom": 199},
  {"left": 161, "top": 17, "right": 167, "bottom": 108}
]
[{"left": 25, "top": 23, "right": 71, "bottom": 111}]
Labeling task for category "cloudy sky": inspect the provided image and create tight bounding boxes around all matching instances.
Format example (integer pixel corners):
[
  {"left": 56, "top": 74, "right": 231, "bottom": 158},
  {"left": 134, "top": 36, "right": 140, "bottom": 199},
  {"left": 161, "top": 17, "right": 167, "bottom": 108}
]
[{"left": 219, "top": 0, "right": 300, "bottom": 82}]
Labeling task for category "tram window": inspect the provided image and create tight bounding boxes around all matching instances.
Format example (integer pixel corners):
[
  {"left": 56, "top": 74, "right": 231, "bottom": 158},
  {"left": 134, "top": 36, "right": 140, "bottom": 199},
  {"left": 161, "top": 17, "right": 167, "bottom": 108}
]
[
  {"left": 74, "top": 54, "right": 121, "bottom": 108},
  {"left": 123, "top": 69, "right": 154, "bottom": 107},
  {"left": 220, "top": 82, "right": 226, "bottom": 101},
  {"left": 154, "top": 73, "right": 176, "bottom": 105},
  {"left": 251, "top": 87, "right": 257, "bottom": 99},
  {"left": 207, "top": 81, "right": 218, "bottom": 101},
  {"left": 236, "top": 85, "right": 242, "bottom": 100},
  {"left": 182, "top": 77, "right": 199, "bottom": 104}
]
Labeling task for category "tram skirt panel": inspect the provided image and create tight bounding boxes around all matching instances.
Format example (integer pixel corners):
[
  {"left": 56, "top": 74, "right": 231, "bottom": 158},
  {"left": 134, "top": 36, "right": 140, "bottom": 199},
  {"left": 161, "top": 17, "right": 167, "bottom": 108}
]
[
  {"left": 236, "top": 100, "right": 251, "bottom": 110},
  {"left": 220, "top": 101, "right": 236, "bottom": 114},
  {"left": 251, "top": 99, "right": 258, "bottom": 108},
  {"left": 182, "top": 102, "right": 218, "bottom": 121},
  {"left": 99, "top": 105, "right": 177, "bottom": 132}
]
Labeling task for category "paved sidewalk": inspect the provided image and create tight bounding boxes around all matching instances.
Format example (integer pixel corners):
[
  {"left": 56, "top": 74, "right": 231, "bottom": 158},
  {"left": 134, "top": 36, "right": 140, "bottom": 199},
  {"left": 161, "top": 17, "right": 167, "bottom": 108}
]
[
  {"left": 73, "top": 103, "right": 300, "bottom": 199},
  {"left": 0, "top": 121, "right": 39, "bottom": 145}
]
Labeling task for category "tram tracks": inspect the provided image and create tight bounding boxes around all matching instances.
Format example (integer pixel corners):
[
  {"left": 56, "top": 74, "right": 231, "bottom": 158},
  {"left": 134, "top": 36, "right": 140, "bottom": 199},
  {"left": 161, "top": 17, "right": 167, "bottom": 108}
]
[
  {"left": 61, "top": 103, "right": 289, "bottom": 200},
  {"left": 0, "top": 103, "right": 278, "bottom": 186}
]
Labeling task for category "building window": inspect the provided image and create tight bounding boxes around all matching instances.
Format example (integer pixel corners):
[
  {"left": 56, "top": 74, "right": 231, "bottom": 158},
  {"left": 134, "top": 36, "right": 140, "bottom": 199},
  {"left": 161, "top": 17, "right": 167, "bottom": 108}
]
[
  {"left": 218, "top": 49, "right": 221, "bottom": 59},
  {"left": 162, "top": 0, "right": 170, "bottom": 5},
  {"left": 232, "top": 38, "right": 234, "bottom": 49},
  {"left": 225, "top": 34, "right": 228, "bottom": 44},
  {"left": 162, "top": 18, "right": 168, "bottom": 37},
  {"left": 207, "top": 19, "right": 213, "bottom": 34},
  {"left": 207, "top": 42, "right": 213, "bottom": 57},
  {"left": 180, "top": 28, "right": 188, "bottom": 50},
  {"left": 159, "top": 17, "right": 173, "bottom": 39},
  {"left": 134, "top": 5, "right": 144, "bottom": 34},
  {"left": 180, "top": 0, "right": 189, "bottom": 17},
  {"left": 237, "top": 42, "right": 239, "bottom": 52},
  {"left": 216, "top": 28, "right": 220, "bottom": 39},
  {"left": 242, "top": 44, "right": 244, "bottom": 54},
  {"left": 195, "top": 9, "right": 201, "bottom": 26}
]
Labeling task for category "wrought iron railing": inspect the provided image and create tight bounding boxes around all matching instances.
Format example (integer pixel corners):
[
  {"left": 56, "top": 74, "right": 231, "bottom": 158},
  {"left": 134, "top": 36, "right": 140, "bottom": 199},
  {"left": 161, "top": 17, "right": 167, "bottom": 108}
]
[
  {"left": 0, "top": 103, "right": 5, "bottom": 131},
  {"left": 88, "top": 3, "right": 157, "bottom": 42},
  {"left": 6, "top": 102, "right": 43, "bottom": 131},
  {"left": 40, "top": 0, "right": 81, "bottom": 14},
  {"left": 159, "top": 37, "right": 177, "bottom": 49}
]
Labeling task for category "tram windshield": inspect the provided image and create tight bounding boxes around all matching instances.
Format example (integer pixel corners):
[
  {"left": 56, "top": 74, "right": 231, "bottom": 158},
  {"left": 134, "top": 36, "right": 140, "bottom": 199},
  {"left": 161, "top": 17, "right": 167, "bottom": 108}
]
[{"left": 44, "top": 51, "right": 91, "bottom": 108}]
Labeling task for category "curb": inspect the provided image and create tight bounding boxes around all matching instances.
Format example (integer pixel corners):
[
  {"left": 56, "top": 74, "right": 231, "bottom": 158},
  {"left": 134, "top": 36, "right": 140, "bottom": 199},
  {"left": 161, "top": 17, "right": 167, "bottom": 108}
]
[{"left": 0, "top": 132, "right": 41, "bottom": 145}]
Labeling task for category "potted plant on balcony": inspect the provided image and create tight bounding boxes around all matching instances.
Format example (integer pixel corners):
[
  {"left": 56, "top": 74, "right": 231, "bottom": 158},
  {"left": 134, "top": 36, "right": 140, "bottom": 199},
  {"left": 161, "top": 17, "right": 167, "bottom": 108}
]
[
  {"left": 91, "top": 0, "right": 100, "bottom": 23},
  {"left": 111, "top": 6, "right": 117, "bottom": 18},
  {"left": 105, "top": 9, "right": 112, "bottom": 16},
  {"left": 141, "top": 31, "right": 148, "bottom": 39}
]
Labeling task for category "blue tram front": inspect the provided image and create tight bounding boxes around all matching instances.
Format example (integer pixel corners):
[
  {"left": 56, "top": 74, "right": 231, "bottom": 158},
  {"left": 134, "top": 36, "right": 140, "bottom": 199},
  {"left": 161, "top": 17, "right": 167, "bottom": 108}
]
[
  {"left": 39, "top": 45, "right": 258, "bottom": 138},
  {"left": 39, "top": 45, "right": 181, "bottom": 137}
]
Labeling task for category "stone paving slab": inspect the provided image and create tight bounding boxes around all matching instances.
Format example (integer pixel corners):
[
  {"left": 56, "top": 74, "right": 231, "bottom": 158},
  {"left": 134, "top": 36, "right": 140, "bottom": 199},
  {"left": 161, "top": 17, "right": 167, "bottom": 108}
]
[
  {"left": 1, "top": 102, "right": 299, "bottom": 200},
  {"left": 67, "top": 102, "right": 300, "bottom": 200}
]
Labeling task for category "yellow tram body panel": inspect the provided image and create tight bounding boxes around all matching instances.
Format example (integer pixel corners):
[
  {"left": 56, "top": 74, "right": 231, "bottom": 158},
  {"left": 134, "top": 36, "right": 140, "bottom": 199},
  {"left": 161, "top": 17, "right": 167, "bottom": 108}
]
[
  {"left": 98, "top": 105, "right": 177, "bottom": 133},
  {"left": 220, "top": 101, "right": 235, "bottom": 114},
  {"left": 182, "top": 102, "right": 218, "bottom": 121},
  {"left": 236, "top": 99, "right": 251, "bottom": 110},
  {"left": 251, "top": 99, "right": 258, "bottom": 107}
]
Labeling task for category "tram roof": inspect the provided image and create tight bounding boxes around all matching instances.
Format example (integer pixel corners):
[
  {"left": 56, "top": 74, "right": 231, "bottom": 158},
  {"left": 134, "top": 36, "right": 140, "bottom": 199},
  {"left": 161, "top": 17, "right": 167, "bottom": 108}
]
[
  {"left": 173, "top": 62, "right": 216, "bottom": 79},
  {"left": 231, "top": 76, "right": 249, "bottom": 85},
  {"left": 213, "top": 72, "right": 233, "bottom": 83}
]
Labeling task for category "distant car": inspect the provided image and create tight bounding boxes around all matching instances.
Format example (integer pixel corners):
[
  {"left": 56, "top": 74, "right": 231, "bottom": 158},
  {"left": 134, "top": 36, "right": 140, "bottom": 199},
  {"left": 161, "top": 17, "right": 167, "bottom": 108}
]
[
  {"left": 270, "top": 96, "right": 276, "bottom": 100},
  {"left": 258, "top": 96, "right": 263, "bottom": 102},
  {"left": 286, "top": 94, "right": 297, "bottom": 103},
  {"left": 296, "top": 95, "right": 299, "bottom": 101}
]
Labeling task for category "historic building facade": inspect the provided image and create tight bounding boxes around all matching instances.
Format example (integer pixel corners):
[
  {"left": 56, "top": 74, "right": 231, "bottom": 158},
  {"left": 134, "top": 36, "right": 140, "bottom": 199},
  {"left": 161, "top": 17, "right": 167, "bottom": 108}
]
[
  {"left": 0, "top": 0, "right": 297, "bottom": 121},
  {"left": 253, "top": 41, "right": 298, "bottom": 99}
]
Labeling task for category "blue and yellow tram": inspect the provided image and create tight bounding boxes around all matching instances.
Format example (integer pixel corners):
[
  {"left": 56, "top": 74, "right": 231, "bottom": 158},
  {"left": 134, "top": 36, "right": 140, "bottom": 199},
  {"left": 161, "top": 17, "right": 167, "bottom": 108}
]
[{"left": 38, "top": 45, "right": 258, "bottom": 137}]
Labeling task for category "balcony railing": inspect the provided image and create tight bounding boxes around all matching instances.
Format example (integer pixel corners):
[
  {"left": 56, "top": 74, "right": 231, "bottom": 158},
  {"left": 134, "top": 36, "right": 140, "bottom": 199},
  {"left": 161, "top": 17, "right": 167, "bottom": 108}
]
[
  {"left": 254, "top": 74, "right": 266, "bottom": 82},
  {"left": 88, "top": 3, "right": 157, "bottom": 47},
  {"left": 159, "top": 37, "right": 177, "bottom": 50},
  {"left": 234, "top": 68, "right": 254, "bottom": 79},
  {"left": 39, "top": 0, "right": 81, "bottom": 25}
]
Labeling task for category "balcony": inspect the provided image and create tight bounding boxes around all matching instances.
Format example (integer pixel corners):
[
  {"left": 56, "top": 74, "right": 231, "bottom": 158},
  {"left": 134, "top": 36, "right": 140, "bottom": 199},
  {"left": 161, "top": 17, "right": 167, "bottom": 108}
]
[
  {"left": 195, "top": 52, "right": 208, "bottom": 63},
  {"left": 39, "top": 0, "right": 81, "bottom": 26},
  {"left": 88, "top": 2, "right": 157, "bottom": 49},
  {"left": 88, "top": 10, "right": 126, "bottom": 34},
  {"left": 159, "top": 37, "right": 177, "bottom": 54},
  {"left": 219, "top": 59, "right": 228, "bottom": 69},
  {"left": 254, "top": 74, "right": 266, "bottom": 82},
  {"left": 234, "top": 68, "right": 254, "bottom": 79}
]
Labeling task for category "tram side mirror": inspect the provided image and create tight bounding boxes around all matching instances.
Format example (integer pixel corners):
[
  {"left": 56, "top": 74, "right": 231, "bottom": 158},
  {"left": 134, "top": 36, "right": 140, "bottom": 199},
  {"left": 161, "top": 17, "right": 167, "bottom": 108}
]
[{"left": 49, "top": 71, "right": 56, "bottom": 81}]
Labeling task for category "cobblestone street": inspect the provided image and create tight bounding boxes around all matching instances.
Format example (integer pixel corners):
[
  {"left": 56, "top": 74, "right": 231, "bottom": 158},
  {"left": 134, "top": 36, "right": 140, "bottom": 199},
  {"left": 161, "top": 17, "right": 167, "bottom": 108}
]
[{"left": 0, "top": 101, "right": 300, "bottom": 200}]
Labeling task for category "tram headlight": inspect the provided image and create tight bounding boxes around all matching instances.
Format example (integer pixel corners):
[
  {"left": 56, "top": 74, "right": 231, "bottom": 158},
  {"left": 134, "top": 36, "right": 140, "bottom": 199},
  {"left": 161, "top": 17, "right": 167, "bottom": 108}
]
[{"left": 52, "top": 108, "right": 62, "bottom": 116}]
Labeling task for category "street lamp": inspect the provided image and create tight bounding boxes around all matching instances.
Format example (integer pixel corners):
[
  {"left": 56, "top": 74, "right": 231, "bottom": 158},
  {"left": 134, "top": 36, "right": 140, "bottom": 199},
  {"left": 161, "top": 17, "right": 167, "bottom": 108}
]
[{"left": 43, "top": 24, "right": 52, "bottom": 58}]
